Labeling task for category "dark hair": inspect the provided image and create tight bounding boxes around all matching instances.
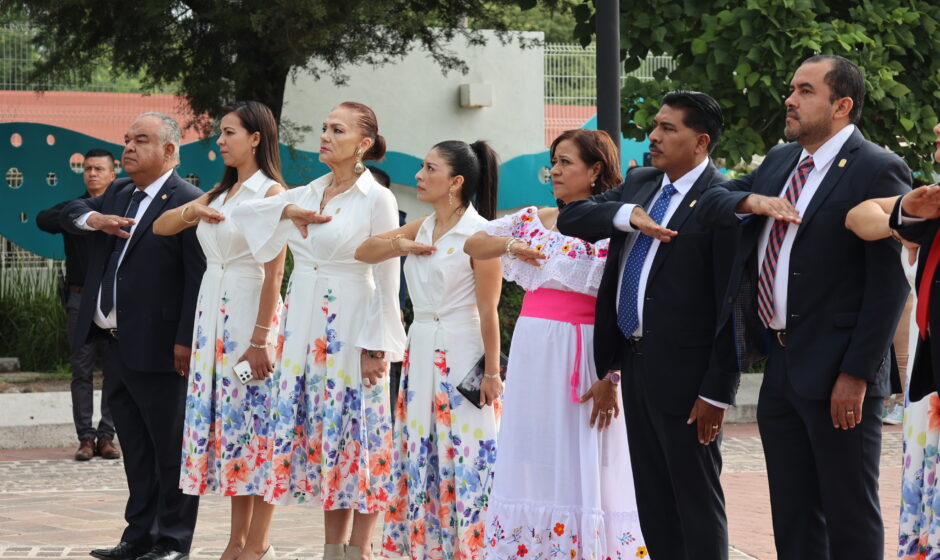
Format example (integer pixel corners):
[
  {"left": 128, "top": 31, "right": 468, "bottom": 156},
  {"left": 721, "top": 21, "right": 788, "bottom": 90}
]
[
  {"left": 207, "top": 101, "right": 285, "bottom": 204},
  {"left": 84, "top": 148, "right": 115, "bottom": 167},
  {"left": 432, "top": 140, "right": 500, "bottom": 220},
  {"left": 802, "top": 54, "right": 865, "bottom": 124},
  {"left": 339, "top": 101, "right": 386, "bottom": 161},
  {"left": 661, "top": 90, "right": 724, "bottom": 154},
  {"left": 367, "top": 165, "right": 391, "bottom": 188},
  {"left": 550, "top": 129, "right": 622, "bottom": 195}
]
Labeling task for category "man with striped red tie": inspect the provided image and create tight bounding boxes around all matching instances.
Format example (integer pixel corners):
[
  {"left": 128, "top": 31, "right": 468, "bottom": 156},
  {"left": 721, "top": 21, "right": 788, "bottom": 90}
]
[{"left": 697, "top": 55, "right": 911, "bottom": 560}]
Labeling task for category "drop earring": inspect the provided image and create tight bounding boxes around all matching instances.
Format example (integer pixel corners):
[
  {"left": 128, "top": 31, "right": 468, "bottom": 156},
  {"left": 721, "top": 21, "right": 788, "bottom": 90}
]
[
  {"left": 448, "top": 190, "right": 455, "bottom": 207},
  {"left": 354, "top": 148, "right": 366, "bottom": 174}
]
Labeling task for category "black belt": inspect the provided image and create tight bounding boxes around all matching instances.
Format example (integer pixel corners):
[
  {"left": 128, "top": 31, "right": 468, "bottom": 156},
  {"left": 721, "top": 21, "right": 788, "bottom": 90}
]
[
  {"left": 626, "top": 337, "right": 644, "bottom": 354},
  {"left": 770, "top": 329, "right": 787, "bottom": 348}
]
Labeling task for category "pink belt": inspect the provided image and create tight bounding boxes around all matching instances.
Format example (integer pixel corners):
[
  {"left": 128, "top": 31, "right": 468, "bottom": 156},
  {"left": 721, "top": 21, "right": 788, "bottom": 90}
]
[{"left": 519, "top": 288, "right": 597, "bottom": 402}]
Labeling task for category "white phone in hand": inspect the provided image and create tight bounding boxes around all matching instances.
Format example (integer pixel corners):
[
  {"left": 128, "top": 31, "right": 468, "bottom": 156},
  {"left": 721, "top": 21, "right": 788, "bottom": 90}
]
[{"left": 233, "top": 360, "right": 253, "bottom": 384}]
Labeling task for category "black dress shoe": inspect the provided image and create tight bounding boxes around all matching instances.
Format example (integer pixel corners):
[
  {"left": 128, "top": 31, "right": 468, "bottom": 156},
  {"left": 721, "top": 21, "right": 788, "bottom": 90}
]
[
  {"left": 136, "top": 546, "right": 189, "bottom": 560},
  {"left": 89, "top": 542, "right": 148, "bottom": 560}
]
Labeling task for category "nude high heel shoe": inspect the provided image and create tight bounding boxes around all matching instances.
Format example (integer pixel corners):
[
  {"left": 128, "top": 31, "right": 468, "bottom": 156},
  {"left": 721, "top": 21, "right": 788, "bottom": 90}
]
[
  {"left": 343, "top": 545, "right": 374, "bottom": 560},
  {"left": 324, "top": 543, "right": 346, "bottom": 560},
  {"left": 258, "top": 545, "right": 276, "bottom": 560}
]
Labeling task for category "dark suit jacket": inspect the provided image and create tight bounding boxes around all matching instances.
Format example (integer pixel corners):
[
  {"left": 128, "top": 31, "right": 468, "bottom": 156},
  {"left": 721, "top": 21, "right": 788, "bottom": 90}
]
[
  {"left": 36, "top": 193, "right": 96, "bottom": 288},
  {"left": 59, "top": 171, "right": 206, "bottom": 373},
  {"left": 558, "top": 163, "right": 740, "bottom": 414},
  {"left": 697, "top": 128, "right": 910, "bottom": 400},
  {"left": 891, "top": 198, "right": 940, "bottom": 402}
]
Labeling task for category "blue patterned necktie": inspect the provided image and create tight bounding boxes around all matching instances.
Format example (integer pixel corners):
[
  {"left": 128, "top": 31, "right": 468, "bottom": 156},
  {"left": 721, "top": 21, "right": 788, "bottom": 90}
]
[
  {"left": 617, "top": 183, "right": 677, "bottom": 338},
  {"left": 99, "top": 190, "right": 147, "bottom": 316}
]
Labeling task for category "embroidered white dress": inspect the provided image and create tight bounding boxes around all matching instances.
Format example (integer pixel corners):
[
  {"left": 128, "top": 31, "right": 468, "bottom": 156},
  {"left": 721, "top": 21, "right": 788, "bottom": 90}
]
[
  {"left": 381, "top": 205, "right": 500, "bottom": 560},
  {"left": 232, "top": 169, "right": 406, "bottom": 511},
  {"left": 482, "top": 206, "right": 647, "bottom": 560},
  {"left": 179, "top": 170, "right": 280, "bottom": 497}
]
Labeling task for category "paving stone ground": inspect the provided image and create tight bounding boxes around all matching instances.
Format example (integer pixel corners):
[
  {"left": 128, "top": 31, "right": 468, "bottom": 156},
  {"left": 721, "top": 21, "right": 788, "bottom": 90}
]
[{"left": 0, "top": 423, "right": 903, "bottom": 560}]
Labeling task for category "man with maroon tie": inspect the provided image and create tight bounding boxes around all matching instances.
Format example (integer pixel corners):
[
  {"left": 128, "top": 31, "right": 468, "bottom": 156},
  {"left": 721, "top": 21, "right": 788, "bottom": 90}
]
[{"left": 697, "top": 55, "right": 911, "bottom": 560}]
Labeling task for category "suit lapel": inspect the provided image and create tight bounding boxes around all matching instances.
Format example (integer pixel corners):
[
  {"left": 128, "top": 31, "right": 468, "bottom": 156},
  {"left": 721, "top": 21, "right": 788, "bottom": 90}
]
[
  {"left": 646, "top": 165, "right": 716, "bottom": 283},
  {"left": 124, "top": 173, "right": 177, "bottom": 256},
  {"left": 794, "top": 128, "right": 863, "bottom": 242}
]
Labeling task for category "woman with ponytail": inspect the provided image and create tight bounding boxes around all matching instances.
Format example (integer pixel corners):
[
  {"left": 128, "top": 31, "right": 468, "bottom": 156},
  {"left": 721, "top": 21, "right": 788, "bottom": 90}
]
[{"left": 355, "top": 140, "right": 502, "bottom": 560}]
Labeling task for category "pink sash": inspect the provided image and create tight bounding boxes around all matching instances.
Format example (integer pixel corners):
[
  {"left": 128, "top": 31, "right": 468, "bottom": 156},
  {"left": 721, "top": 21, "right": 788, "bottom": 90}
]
[{"left": 519, "top": 288, "right": 597, "bottom": 402}]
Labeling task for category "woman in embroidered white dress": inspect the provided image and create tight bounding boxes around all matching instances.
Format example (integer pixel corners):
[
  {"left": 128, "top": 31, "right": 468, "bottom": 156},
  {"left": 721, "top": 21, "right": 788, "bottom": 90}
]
[
  {"left": 356, "top": 140, "right": 503, "bottom": 560},
  {"left": 464, "top": 130, "right": 647, "bottom": 560},
  {"left": 154, "top": 101, "right": 286, "bottom": 560},
  {"left": 232, "top": 102, "right": 406, "bottom": 560}
]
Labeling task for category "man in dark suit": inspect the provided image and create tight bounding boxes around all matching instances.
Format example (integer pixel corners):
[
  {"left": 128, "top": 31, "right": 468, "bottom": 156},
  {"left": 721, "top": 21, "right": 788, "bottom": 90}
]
[
  {"left": 558, "top": 91, "right": 739, "bottom": 560},
  {"left": 60, "top": 112, "right": 205, "bottom": 560},
  {"left": 697, "top": 55, "right": 910, "bottom": 560},
  {"left": 36, "top": 148, "right": 120, "bottom": 461}
]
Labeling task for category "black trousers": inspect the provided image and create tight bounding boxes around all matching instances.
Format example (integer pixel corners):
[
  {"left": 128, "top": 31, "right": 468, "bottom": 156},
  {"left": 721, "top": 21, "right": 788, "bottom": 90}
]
[
  {"left": 67, "top": 292, "right": 113, "bottom": 441},
  {"left": 103, "top": 337, "right": 198, "bottom": 552},
  {"left": 622, "top": 350, "right": 729, "bottom": 560},
  {"left": 759, "top": 340, "right": 883, "bottom": 560}
]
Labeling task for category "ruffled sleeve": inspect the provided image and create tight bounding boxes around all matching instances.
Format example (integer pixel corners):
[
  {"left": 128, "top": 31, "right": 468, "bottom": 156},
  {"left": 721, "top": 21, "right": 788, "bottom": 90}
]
[
  {"left": 354, "top": 187, "right": 407, "bottom": 361},
  {"left": 483, "top": 206, "right": 536, "bottom": 238},
  {"left": 230, "top": 186, "right": 305, "bottom": 263}
]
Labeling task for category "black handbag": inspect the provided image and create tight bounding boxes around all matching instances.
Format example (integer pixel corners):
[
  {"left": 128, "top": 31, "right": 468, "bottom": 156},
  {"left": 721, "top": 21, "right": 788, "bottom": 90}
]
[{"left": 456, "top": 352, "right": 508, "bottom": 409}]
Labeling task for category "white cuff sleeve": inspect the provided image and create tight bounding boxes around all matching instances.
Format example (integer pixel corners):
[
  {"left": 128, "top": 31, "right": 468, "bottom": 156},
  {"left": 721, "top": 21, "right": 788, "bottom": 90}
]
[
  {"left": 897, "top": 197, "right": 927, "bottom": 225},
  {"left": 613, "top": 204, "right": 638, "bottom": 232},
  {"left": 699, "top": 395, "right": 729, "bottom": 409},
  {"left": 734, "top": 213, "right": 753, "bottom": 221},
  {"left": 75, "top": 211, "right": 97, "bottom": 231}
]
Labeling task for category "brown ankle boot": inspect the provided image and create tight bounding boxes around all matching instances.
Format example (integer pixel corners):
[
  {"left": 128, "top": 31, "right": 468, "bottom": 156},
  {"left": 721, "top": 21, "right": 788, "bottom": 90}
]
[
  {"left": 75, "top": 439, "right": 94, "bottom": 461},
  {"left": 96, "top": 437, "right": 121, "bottom": 460}
]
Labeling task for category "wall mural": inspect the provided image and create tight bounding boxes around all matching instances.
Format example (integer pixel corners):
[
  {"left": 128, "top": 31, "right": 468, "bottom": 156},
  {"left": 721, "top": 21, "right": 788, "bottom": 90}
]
[{"left": 1, "top": 121, "right": 650, "bottom": 260}]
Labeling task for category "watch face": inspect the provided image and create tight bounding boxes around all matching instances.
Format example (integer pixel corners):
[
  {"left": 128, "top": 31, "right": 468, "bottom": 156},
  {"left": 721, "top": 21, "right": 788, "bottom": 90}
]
[{"left": 607, "top": 372, "right": 621, "bottom": 384}]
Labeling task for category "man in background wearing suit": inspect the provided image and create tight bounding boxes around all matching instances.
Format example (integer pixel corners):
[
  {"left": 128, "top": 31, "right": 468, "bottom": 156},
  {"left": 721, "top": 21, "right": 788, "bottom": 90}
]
[
  {"left": 61, "top": 113, "right": 205, "bottom": 560},
  {"left": 36, "top": 148, "right": 120, "bottom": 461},
  {"left": 558, "top": 91, "right": 739, "bottom": 560},
  {"left": 697, "top": 55, "right": 911, "bottom": 560}
]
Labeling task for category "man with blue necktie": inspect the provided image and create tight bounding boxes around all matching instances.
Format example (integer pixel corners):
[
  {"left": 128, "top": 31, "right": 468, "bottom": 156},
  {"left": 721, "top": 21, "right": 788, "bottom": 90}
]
[
  {"left": 60, "top": 112, "right": 205, "bottom": 560},
  {"left": 558, "top": 90, "right": 740, "bottom": 559}
]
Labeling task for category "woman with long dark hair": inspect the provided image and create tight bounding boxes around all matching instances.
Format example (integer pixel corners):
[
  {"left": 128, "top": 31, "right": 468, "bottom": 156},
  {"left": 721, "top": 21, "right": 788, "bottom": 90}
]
[
  {"left": 355, "top": 140, "right": 502, "bottom": 560},
  {"left": 232, "top": 102, "right": 406, "bottom": 560},
  {"left": 464, "top": 129, "right": 647, "bottom": 559},
  {"left": 154, "top": 100, "right": 287, "bottom": 560}
]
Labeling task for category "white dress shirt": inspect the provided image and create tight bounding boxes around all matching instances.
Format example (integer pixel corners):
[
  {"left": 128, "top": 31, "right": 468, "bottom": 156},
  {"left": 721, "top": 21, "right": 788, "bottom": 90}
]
[
  {"left": 610, "top": 158, "right": 728, "bottom": 409},
  {"left": 75, "top": 170, "right": 173, "bottom": 329},
  {"left": 756, "top": 124, "right": 856, "bottom": 330}
]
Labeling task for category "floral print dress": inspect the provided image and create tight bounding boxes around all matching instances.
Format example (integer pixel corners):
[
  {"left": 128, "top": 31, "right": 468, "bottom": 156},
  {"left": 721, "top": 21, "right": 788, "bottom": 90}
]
[
  {"left": 898, "top": 251, "right": 940, "bottom": 559},
  {"left": 381, "top": 205, "right": 500, "bottom": 560},
  {"left": 482, "top": 207, "right": 648, "bottom": 560},
  {"left": 179, "top": 170, "right": 280, "bottom": 496},
  {"left": 231, "top": 169, "right": 407, "bottom": 511}
]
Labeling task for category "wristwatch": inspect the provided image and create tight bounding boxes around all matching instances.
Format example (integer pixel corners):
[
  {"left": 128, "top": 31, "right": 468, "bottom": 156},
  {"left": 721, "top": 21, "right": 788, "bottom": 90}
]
[
  {"left": 362, "top": 349, "right": 386, "bottom": 360},
  {"left": 604, "top": 370, "right": 621, "bottom": 385}
]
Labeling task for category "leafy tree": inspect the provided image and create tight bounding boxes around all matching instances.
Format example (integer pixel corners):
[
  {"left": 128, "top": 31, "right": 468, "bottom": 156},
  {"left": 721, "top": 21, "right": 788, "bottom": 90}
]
[
  {"left": 479, "top": 0, "right": 579, "bottom": 43},
  {"left": 573, "top": 0, "right": 940, "bottom": 176},
  {"left": 5, "top": 0, "right": 564, "bottom": 132}
]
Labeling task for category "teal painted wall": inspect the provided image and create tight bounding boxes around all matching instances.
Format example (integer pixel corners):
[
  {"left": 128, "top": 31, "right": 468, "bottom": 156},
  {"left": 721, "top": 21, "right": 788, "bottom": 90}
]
[{"left": 1, "top": 121, "right": 650, "bottom": 259}]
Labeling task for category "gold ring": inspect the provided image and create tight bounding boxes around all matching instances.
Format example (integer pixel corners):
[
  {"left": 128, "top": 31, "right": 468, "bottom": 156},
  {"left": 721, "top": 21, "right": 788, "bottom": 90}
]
[
  {"left": 847, "top": 410, "right": 855, "bottom": 415},
  {"left": 607, "top": 408, "right": 615, "bottom": 415},
  {"left": 712, "top": 425, "right": 719, "bottom": 429}
]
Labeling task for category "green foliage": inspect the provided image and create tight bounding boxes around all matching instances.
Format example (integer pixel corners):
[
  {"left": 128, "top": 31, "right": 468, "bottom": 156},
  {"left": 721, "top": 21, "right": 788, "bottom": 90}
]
[
  {"left": 572, "top": 0, "right": 940, "bottom": 176},
  {"left": 478, "top": 0, "right": 580, "bottom": 42},
  {"left": 497, "top": 280, "right": 525, "bottom": 351},
  {"left": 6, "top": 0, "right": 566, "bottom": 131},
  {"left": 0, "top": 274, "right": 69, "bottom": 373}
]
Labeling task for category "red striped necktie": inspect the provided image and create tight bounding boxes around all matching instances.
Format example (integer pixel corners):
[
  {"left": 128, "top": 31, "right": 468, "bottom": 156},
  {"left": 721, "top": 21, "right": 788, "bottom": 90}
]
[
  {"left": 916, "top": 228, "right": 940, "bottom": 339},
  {"left": 757, "top": 156, "right": 815, "bottom": 328}
]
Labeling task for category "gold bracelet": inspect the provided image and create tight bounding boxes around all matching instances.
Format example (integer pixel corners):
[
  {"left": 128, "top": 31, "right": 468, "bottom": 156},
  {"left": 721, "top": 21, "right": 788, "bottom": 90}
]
[
  {"left": 180, "top": 205, "right": 199, "bottom": 224},
  {"left": 505, "top": 237, "right": 524, "bottom": 258},
  {"left": 390, "top": 233, "right": 406, "bottom": 253}
]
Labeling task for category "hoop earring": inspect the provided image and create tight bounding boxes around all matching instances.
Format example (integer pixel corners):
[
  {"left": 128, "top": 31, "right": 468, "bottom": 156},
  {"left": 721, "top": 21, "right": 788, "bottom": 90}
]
[{"left": 354, "top": 148, "right": 366, "bottom": 174}]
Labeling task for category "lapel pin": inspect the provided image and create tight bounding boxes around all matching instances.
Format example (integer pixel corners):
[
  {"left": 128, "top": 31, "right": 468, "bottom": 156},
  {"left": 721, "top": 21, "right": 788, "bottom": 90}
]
[
  {"left": 689, "top": 199, "right": 697, "bottom": 208},
  {"left": 838, "top": 159, "right": 847, "bottom": 168},
  {"left": 447, "top": 247, "right": 455, "bottom": 254},
  {"left": 335, "top": 208, "right": 342, "bottom": 214},
  {"left": 161, "top": 194, "right": 168, "bottom": 200}
]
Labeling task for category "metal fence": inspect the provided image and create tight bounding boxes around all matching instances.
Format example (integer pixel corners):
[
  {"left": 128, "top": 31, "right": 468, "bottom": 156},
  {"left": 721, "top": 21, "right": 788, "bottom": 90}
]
[{"left": 544, "top": 43, "right": 674, "bottom": 144}]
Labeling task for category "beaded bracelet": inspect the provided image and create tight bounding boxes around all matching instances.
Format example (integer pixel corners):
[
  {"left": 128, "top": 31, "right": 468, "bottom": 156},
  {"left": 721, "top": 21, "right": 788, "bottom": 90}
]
[
  {"left": 505, "top": 237, "right": 524, "bottom": 259},
  {"left": 249, "top": 341, "right": 271, "bottom": 349}
]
